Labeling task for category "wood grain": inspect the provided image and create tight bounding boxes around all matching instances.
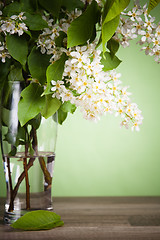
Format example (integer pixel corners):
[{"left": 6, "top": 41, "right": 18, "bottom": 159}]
[{"left": 0, "top": 197, "right": 160, "bottom": 240}]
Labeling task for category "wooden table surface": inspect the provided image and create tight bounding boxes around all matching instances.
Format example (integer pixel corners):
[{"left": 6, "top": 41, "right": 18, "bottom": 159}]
[{"left": 0, "top": 197, "right": 160, "bottom": 240}]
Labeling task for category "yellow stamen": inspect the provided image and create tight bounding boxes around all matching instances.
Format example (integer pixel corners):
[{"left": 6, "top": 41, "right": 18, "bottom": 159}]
[{"left": 118, "top": 109, "right": 123, "bottom": 113}]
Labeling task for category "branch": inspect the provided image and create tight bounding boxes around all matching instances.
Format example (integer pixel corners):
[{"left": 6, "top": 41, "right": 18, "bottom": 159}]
[
  {"left": 8, "top": 157, "right": 35, "bottom": 212},
  {"left": 38, "top": 157, "right": 52, "bottom": 189}
]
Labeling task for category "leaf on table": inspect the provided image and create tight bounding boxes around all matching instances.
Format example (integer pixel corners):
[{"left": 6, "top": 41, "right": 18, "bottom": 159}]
[{"left": 11, "top": 210, "right": 64, "bottom": 230}]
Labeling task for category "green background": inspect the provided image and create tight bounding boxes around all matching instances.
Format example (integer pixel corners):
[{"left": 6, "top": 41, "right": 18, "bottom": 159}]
[{"left": 0, "top": 2, "right": 160, "bottom": 197}]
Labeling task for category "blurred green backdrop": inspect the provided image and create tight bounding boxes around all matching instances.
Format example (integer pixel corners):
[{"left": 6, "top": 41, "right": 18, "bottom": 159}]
[{"left": 0, "top": 1, "right": 160, "bottom": 197}]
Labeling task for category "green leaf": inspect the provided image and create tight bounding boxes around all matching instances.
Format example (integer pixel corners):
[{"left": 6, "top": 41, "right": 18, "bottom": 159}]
[
  {"left": 61, "top": 0, "right": 84, "bottom": 11},
  {"left": 4, "top": 131, "right": 17, "bottom": 145},
  {"left": 18, "top": 83, "right": 45, "bottom": 126},
  {"left": 20, "top": 0, "right": 37, "bottom": 13},
  {"left": 28, "top": 113, "right": 42, "bottom": 130},
  {"left": 28, "top": 47, "right": 50, "bottom": 85},
  {"left": 102, "top": 0, "right": 130, "bottom": 53},
  {"left": 42, "top": 95, "right": 61, "bottom": 119},
  {"left": 11, "top": 210, "right": 64, "bottom": 230},
  {"left": 58, "top": 108, "right": 67, "bottom": 125},
  {"left": 107, "top": 38, "right": 119, "bottom": 57},
  {"left": 1, "top": 107, "right": 10, "bottom": 127},
  {"left": 148, "top": 0, "right": 160, "bottom": 13},
  {"left": 17, "top": 125, "right": 26, "bottom": 141},
  {"left": 102, "top": 15, "right": 120, "bottom": 54},
  {"left": 60, "top": 101, "right": 76, "bottom": 114},
  {"left": 44, "top": 53, "right": 67, "bottom": 95},
  {"left": 38, "top": 0, "right": 62, "bottom": 17},
  {"left": 3, "top": 2, "right": 21, "bottom": 16},
  {"left": 9, "top": 146, "right": 17, "bottom": 157},
  {"left": 8, "top": 67, "right": 24, "bottom": 82},
  {"left": 3, "top": 0, "right": 37, "bottom": 16},
  {"left": 67, "top": 0, "right": 100, "bottom": 48},
  {"left": 100, "top": 52, "right": 121, "bottom": 71},
  {"left": 6, "top": 35, "right": 28, "bottom": 66},
  {"left": 24, "top": 12, "right": 48, "bottom": 31},
  {"left": 103, "top": 0, "right": 130, "bottom": 24},
  {"left": 0, "top": 59, "right": 11, "bottom": 95},
  {"left": 55, "top": 31, "right": 67, "bottom": 47}
]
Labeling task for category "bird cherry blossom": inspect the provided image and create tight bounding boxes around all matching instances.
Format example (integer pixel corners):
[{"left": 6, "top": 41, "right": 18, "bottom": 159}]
[{"left": 114, "top": 2, "right": 160, "bottom": 63}]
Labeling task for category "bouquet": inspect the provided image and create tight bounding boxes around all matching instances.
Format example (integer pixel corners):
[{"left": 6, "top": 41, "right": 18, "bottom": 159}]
[{"left": 0, "top": 0, "right": 159, "bottom": 222}]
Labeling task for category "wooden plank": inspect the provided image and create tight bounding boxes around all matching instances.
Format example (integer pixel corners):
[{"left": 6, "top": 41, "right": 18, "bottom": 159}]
[{"left": 0, "top": 197, "right": 160, "bottom": 240}]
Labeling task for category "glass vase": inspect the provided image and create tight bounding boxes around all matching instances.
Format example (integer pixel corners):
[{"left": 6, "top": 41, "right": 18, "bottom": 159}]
[{"left": 0, "top": 81, "right": 58, "bottom": 224}]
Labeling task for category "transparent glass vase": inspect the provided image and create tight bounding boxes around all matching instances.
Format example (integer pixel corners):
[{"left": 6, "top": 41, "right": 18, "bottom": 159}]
[{"left": 0, "top": 81, "right": 58, "bottom": 224}]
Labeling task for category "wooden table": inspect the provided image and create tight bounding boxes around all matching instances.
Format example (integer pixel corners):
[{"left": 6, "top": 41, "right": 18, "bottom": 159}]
[{"left": 0, "top": 197, "right": 160, "bottom": 239}]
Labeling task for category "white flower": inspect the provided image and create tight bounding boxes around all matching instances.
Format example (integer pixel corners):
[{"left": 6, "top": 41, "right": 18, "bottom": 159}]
[
  {"left": 51, "top": 80, "right": 64, "bottom": 92},
  {"left": 127, "top": 6, "right": 143, "bottom": 22},
  {"left": 155, "top": 25, "right": 160, "bottom": 41},
  {"left": 0, "top": 51, "right": 10, "bottom": 62},
  {"left": 131, "top": 122, "right": 141, "bottom": 131},
  {"left": 144, "top": 15, "right": 156, "bottom": 31},
  {"left": 18, "top": 12, "right": 26, "bottom": 21},
  {"left": 0, "top": 12, "right": 27, "bottom": 36},
  {"left": 10, "top": 15, "right": 18, "bottom": 20},
  {"left": 140, "top": 45, "right": 151, "bottom": 55},
  {"left": 0, "top": 41, "right": 11, "bottom": 63},
  {"left": 121, "top": 86, "right": 132, "bottom": 99},
  {"left": 140, "top": 30, "right": 153, "bottom": 43},
  {"left": 60, "top": 89, "right": 74, "bottom": 102},
  {"left": 152, "top": 37, "right": 160, "bottom": 48},
  {"left": 133, "top": 21, "right": 145, "bottom": 35},
  {"left": 150, "top": 48, "right": 160, "bottom": 62},
  {"left": 16, "top": 22, "right": 28, "bottom": 36},
  {"left": 1, "top": 21, "right": 15, "bottom": 33}
]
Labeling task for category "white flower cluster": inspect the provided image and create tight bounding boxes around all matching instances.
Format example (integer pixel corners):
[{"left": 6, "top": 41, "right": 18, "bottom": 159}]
[
  {"left": 0, "top": 12, "right": 27, "bottom": 36},
  {"left": 37, "top": 10, "right": 82, "bottom": 62},
  {"left": 50, "top": 42, "right": 143, "bottom": 131},
  {"left": 37, "top": 9, "right": 143, "bottom": 130},
  {"left": 0, "top": 7, "right": 143, "bottom": 130},
  {"left": 0, "top": 41, "right": 10, "bottom": 62},
  {"left": 80, "top": 0, "right": 103, "bottom": 7},
  {"left": 0, "top": 12, "right": 28, "bottom": 63},
  {"left": 114, "top": 3, "right": 160, "bottom": 62}
]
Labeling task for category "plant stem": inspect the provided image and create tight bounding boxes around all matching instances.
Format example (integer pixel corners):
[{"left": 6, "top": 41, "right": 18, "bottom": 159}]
[
  {"left": 6, "top": 157, "right": 14, "bottom": 211},
  {"left": 8, "top": 157, "right": 35, "bottom": 212},
  {"left": 38, "top": 156, "right": 52, "bottom": 189},
  {"left": 24, "top": 143, "right": 30, "bottom": 210},
  {"left": 31, "top": 127, "right": 52, "bottom": 190},
  {"left": 31, "top": 127, "right": 38, "bottom": 154}
]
